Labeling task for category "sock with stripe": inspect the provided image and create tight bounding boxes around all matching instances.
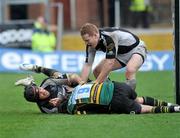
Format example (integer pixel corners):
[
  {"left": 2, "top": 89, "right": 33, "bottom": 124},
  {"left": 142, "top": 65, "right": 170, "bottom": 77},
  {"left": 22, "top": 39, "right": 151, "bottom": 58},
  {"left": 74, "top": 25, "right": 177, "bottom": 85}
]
[
  {"left": 151, "top": 106, "right": 180, "bottom": 113},
  {"left": 151, "top": 106, "right": 174, "bottom": 113},
  {"left": 143, "top": 96, "right": 174, "bottom": 106}
]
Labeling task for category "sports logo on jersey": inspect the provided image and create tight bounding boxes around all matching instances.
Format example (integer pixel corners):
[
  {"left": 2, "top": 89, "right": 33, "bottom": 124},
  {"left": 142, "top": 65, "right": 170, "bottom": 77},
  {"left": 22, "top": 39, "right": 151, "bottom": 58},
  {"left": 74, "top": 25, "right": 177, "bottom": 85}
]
[
  {"left": 107, "top": 43, "right": 114, "bottom": 51},
  {"left": 106, "top": 43, "right": 116, "bottom": 58},
  {"left": 74, "top": 84, "right": 93, "bottom": 99}
]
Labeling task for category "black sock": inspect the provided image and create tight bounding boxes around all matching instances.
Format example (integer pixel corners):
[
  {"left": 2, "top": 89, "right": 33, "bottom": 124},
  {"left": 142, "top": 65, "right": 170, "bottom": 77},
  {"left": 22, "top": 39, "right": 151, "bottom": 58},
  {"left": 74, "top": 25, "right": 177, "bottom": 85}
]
[
  {"left": 143, "top": 96, "right": 168, "bottom": 106},
  {"left": 151, "top": 106, "right": 175, "bottom": 113}
]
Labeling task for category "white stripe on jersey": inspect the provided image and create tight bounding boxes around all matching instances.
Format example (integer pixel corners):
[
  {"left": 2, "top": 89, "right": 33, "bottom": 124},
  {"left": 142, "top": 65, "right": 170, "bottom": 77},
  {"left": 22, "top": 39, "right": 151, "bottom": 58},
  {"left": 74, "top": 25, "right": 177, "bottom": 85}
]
[{"left": 102, "top": 30, "right": 137, "bottom": 46}]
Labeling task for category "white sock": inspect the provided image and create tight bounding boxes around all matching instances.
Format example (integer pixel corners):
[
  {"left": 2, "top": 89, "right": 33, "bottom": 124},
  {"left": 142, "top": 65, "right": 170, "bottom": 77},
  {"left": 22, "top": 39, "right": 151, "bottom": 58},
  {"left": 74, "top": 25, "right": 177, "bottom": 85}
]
[{"left": 174, "top": 106, "right": 180, "bottom": 112}]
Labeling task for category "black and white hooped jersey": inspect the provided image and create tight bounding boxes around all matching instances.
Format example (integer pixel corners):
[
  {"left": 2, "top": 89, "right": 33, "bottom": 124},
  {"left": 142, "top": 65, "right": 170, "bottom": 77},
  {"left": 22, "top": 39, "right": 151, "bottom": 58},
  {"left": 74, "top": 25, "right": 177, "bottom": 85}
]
[
  {"left": 36, "top": 74, "right": 69, "bottom": 114},
  {"left": 85, "top": 27, "right": 140, "bottom": 64}
]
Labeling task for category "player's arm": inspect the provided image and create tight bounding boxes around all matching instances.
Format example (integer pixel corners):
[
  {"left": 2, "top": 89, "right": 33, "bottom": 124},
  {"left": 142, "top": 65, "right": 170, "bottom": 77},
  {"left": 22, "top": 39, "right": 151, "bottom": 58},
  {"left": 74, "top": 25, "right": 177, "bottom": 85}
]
[
  {"left": 49, "top": 98, "right": 61, "bottom": 107},
  {"left": 95, "top": 38, "right": 117, "bottom": 83},
  {"left": 51, "top": 73, "right": 84, "bottom": 87},
  {"left": 19, "top": 63, "right": 64, "bottom": 78},
  {"left": 68, "top": 73, "right": 84, "bottom": 85},
  {"left": 39, "top": 106, "right": 59, "bottom": 114},
  {"left": 19, "top": 63, "right": 82, "bottom": 85},
  {"left": 81, "top": 63, "right": 92, "bottom": 82},
  {"left": 81, "top": 45, "right": 96, "bottom": 82}
]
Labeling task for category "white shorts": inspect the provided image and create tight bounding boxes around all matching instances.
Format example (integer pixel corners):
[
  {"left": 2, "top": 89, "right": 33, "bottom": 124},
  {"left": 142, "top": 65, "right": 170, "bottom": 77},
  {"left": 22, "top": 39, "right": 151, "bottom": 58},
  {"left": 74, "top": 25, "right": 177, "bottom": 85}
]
[{"left": 116, "top": 40, "right": 147, "bottom": 66}]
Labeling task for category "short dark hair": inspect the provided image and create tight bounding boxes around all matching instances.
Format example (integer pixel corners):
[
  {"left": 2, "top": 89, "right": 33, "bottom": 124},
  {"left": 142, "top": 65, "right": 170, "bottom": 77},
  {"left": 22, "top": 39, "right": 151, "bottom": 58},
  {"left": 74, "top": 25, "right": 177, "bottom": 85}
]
[{"left": 24, "top": 85, "right": 39, "bottom": 102}]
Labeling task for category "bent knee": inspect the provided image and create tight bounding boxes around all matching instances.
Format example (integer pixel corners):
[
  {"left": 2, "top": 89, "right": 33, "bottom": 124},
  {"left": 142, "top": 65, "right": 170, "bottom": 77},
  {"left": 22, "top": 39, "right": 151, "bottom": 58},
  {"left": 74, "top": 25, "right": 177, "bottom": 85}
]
[
  {"left": 135, "top": 97, "right": 144, "bottom": 104},
  {"left": 126, "top": 66, "right": 137, "bottom": 74}
]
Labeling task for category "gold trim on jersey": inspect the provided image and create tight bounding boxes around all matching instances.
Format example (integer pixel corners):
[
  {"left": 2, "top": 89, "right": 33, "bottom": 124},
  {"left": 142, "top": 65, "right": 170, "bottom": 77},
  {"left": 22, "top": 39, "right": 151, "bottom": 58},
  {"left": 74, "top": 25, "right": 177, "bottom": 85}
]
[
  {"left": 96, "top": 83, "right": 103, "bottom": 104},
  {"left": 90, "top": 83, "right": 98, "bottom": 103},
  {"left": 90, "top": 83, "right": 103, "bottom": 104}
]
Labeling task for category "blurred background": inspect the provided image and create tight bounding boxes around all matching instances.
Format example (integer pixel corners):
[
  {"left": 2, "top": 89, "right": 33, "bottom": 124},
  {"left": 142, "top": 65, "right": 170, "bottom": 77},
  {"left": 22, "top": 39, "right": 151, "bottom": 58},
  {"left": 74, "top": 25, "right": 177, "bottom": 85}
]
[
  {"left": 0, "top": 0, "right": 173, "bottom": 50},
  {"left": 0, "top": 0, "right": 174, "bottom": 73}
]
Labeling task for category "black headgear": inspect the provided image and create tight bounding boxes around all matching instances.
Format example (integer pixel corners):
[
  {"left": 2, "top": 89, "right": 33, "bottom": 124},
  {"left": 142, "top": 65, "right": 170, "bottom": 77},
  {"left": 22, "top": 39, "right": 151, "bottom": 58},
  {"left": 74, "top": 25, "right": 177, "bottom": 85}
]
[{"left": 24, "top": 85, "right": 39, "bottom": 102}]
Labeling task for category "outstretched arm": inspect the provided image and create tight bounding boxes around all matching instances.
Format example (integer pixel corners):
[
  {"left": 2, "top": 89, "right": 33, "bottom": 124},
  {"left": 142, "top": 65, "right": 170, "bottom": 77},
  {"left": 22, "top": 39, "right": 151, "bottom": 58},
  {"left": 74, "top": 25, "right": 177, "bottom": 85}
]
[
  {"left": 15, "top": 75, "right": 35, "bottom": 86},
  {"left": 34, "top": 66, "right": 60, "bottom": 78},
  {"left": 19, "top": 63, "right": 84, "bottom": 86},
  {"left": 51, "top": 73, "right": 84, "bottom": 86},
  {"left": 19, "top": 63, "right": 61, "bottom": 78}
]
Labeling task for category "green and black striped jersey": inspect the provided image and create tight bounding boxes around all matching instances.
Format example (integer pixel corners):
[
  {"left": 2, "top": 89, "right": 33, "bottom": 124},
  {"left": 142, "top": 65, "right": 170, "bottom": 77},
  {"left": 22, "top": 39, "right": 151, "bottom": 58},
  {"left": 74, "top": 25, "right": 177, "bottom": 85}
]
[{"left": 67, "top": 80, "right": 114, "bottom": 114}]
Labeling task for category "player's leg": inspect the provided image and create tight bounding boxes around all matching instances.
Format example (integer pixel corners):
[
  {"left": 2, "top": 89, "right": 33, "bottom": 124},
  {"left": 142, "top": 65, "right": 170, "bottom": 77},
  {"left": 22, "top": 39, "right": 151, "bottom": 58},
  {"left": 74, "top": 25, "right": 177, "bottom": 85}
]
[
  {"left": 112, "top": 84, "right": 180, "bottom": 114},
  {"left": 111, "top": 93, "right": 142, "bottom": 114},
  {"left": 135, "top": 97, "right": 177, "bottom": 106},
  {"left": 111, "top": 82, "right": 142, "bottom": 114},
  {"left": 125, "top": 53, "right": 144, "bottom": 90},
  {"left": 93, "top": 59, "right": 123, "bottom": 78},
  {"left": 141, "top": 104, "right": 180, "bottom": 113},
  {"left": 125, "top": 41, "right": 147, "bottom": 90},
  {"left": 126, "top": 53, "right": 144, "bottom": 80}
]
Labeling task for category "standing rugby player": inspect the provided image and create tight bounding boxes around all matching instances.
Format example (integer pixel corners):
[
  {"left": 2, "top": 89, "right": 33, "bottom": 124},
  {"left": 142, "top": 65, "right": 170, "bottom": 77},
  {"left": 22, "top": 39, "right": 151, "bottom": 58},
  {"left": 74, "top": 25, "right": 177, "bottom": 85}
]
[{"left": 80, "top": 23, "right": 147, "bottom": 90}]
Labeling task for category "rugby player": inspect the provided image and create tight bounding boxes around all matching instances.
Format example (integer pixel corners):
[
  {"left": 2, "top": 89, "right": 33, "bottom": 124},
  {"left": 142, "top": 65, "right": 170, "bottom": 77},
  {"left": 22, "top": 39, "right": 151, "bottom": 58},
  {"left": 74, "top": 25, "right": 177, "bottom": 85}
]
[
  {"left": 15, "top": 64, "right": 180, "bottom": 114},
  {"left": 80, "top": 23, "right": 147, "bottom": 90}
]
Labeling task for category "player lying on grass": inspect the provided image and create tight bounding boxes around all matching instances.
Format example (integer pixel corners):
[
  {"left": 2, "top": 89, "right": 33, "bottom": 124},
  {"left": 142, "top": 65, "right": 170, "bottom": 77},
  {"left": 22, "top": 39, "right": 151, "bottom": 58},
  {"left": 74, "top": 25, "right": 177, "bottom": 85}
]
[{"left": 15, "top": 64, "right": 180, "bottom": 114}]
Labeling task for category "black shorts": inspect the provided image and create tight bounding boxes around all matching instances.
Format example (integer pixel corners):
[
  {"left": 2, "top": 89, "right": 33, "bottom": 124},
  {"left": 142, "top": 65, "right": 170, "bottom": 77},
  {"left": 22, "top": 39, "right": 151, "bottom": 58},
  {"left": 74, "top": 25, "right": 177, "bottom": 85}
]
[{"left": 110, "top": 82, "right": 141, "bottom": 114}]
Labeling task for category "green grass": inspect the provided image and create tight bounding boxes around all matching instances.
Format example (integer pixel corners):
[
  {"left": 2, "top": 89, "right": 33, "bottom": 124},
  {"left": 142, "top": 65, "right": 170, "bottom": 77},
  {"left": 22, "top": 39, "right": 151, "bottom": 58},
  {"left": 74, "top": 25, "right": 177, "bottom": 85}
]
[{"left": 0, "top": 71, "right": 180, "bottom": 138}]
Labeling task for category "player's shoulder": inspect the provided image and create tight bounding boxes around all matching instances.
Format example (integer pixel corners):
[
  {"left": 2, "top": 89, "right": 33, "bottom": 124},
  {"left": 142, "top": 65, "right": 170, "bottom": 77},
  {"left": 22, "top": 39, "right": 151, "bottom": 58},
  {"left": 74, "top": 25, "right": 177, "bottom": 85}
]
[{"left": 100, "top": 28, "right": 119, "bottom": 39}]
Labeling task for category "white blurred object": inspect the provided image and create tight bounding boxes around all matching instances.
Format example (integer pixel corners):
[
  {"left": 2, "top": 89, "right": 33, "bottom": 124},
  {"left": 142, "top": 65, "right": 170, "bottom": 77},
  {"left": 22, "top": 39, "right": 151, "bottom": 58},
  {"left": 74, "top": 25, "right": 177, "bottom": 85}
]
[
  {"left": 19, "top": 63, "right": 37, "bottom": 71},
  {"left": 15, "top": 75, "right": 34, "bottom": 86}
]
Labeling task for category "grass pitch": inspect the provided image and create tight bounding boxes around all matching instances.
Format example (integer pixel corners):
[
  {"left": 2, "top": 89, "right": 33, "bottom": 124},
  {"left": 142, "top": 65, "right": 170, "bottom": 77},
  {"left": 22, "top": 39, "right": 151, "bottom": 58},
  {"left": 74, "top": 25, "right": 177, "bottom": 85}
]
[{"left": 0, "top": 71, "right": 180, "bottom": 138}]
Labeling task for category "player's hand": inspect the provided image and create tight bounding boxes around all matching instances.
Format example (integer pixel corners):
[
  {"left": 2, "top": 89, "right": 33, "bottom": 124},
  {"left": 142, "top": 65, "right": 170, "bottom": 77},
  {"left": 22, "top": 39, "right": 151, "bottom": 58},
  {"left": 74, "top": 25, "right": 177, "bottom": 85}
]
[
  {"left": 92, "top": 80, "right": 100, "bottom": 84},
  {"left": 49, "top": 98, "right": 61, "bottom": 107},
  {"left": 14, "top": 75, "right": 34, "bottom": 86},
  {"left": 79, "top": 81, "right": 86, "bottom": 85}
]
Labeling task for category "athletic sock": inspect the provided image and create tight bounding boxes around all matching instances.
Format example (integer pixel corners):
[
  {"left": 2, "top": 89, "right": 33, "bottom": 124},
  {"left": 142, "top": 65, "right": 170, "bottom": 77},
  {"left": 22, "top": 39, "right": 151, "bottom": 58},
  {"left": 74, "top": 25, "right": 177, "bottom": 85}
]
[
  {"left": 151, "top": 106, "right": 180, "bottom": 113},
  {"left": 143, "top": 96, "right": 170, "bottom": 106},
  {"left": 151, "top": 106, "right": 174, "bottom": 113},
  {"left": 174, "top": 106, "right": 180, "bottom": 112}
]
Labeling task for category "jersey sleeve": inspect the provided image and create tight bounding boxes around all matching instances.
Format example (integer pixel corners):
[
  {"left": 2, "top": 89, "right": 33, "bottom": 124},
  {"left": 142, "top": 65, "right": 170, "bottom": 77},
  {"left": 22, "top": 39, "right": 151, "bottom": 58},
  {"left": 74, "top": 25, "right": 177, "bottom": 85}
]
[
  {"left": 40, "top": 74, "right": 69, "bottom": 86},
  {"left": 40, "top": 106, "right": 58, "bottom": 113},
  {"left": 37, "top": 103, "right": 58, "bottom": 113},
  {"left": 85, "top": 45, "right": 96, "bottom": 64},
  {"left": 51, "top": 74, "right": 69, "bottom": 85}
]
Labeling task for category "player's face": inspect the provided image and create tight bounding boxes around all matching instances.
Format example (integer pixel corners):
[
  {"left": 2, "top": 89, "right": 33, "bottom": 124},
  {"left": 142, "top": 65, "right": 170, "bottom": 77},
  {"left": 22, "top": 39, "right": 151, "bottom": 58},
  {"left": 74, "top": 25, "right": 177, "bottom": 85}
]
[
  {"left": 82, "top": 33, "right": 99, "bottom": 48},
  {"left": 36, "top": 87, "right": 50, "bottom": 100}
]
